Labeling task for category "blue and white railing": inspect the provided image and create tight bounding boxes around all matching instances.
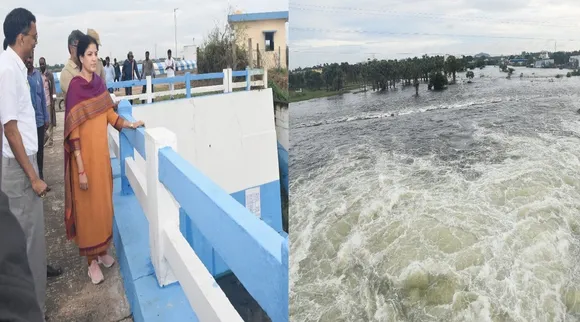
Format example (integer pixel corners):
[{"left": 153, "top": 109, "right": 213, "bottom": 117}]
[
  {"left": 109, "top": 98, "right": 287, "bottom": 320},
  {"left": 106, "top": 68, "right": 267, "bottom": 103},
  {"left": 53, "top": 60, "right": 198, "bottom": 95}
]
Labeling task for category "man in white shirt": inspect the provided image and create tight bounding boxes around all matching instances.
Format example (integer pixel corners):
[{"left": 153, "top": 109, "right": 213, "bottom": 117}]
[
  {"left": 104, "top": 56, "right": 115, "bottom": 93},
  {"left": 0, "top": 7, "right": 47, "bottom": 318},
  {"left": 165, "top": 49, "right": 176, "bottom": 99}
]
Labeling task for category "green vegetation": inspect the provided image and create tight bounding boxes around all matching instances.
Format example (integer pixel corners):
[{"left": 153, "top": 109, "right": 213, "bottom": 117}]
[
  {"left": 268, "top": 68, "right": 289, "bottom": 103},
  {"left": 290, "top": 54, "right": 473, "bottom": 101},
  {"left": 196, "top": 23, "right": 249, "bottom": 73},
  {"left": 429, "top": 72, "right": 448, "bottom": 90},
  {"left": 269, "top": 79, "right": 289, "bottom": 103},
  {"left": 466, "top": 71, "right": 475, "bottom": 80}
]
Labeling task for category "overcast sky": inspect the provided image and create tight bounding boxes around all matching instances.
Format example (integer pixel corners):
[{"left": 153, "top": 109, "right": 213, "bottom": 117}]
[
  {"left": 290, "top": 0, "right": 580, "bottom": 69},
  {"left": 0, "top": 0, "right": 286, "bottom": 66}
]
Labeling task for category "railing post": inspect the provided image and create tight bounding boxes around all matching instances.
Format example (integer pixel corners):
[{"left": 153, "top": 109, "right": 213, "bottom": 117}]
[
  {"left": 145, "top": 127, "right": 179, "bottom": 286},
  {"left": 245, "top": 67, "right": 251, "bottom": 91},
  {"left": 146, "top": 76, "right": 152, "bottom": 104},
  {"left": 223, "top": 69, "right": 229, "bottom": 93},
  {"left": 228, "top": 68, "right": 234, "bottom": 92},
  {"left": 118, "top": 101, "right": 134, "bottom": 195},
  {"left": 263, "top": 68, "right": 268, "bottom": 89},
  {"left": 185, "top": 72, "right": 191, "bottom": 98}
]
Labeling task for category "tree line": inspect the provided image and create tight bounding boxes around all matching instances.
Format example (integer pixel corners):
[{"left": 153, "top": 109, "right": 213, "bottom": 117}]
[
  {"left": 290, "top": 50, "right": 580, "bottom": 94},
  {"left": 290, "top": 55, "right": 496, "bottom": 93}
]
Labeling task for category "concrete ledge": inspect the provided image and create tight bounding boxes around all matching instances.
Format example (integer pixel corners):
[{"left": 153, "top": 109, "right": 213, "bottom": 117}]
[{"left": 112, "top": 174, "right": 199, "bottom": 322}]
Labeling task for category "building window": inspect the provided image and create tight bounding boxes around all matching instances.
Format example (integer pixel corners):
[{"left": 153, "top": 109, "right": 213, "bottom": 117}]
[{"left": 264, "top": 31, "right": 275, "bottom": 52}]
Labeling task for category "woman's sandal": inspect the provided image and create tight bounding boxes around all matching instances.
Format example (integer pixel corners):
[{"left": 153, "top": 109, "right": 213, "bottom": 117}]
[
  {"left": 98, "top": 255, "right": 115, "bottom": 268},
  {"left": 88, "top": 261, "right": 104, "bottom": 285}
]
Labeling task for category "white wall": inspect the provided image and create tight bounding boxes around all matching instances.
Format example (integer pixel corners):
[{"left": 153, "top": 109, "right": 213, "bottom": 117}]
[
  {"left": 274, "top": 103, "right": 289, "bottom": 151},
  {"left": 132, "top": 89, "right": 279, "bottom": 194}
]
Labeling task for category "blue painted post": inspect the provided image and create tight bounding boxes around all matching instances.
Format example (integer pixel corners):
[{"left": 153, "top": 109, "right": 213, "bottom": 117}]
[
  {"left": 118, "top": 101, "right": 134, "bottom": 195},
  {"left": 185, "top": 72, "right": 191, "bottom": 98},
  {"left": 246, "top": 67, "right": 251, "bottom": 91},
  {"left": 281, "top": 237, "right": 289, "bottom": 322}
]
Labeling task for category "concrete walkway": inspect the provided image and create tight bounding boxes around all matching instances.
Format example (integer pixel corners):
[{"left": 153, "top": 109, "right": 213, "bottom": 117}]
[{"left": 43, "top": 111, "right": 132, "bottom": 322}]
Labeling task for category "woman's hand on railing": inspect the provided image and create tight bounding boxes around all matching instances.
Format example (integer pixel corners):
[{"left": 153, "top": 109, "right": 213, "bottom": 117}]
[
  {"left": 133, "top": 120, "right": 145, "bottom": 129},
  {"left": 124, "top": 120, "right": 145, "bottom": 129}
]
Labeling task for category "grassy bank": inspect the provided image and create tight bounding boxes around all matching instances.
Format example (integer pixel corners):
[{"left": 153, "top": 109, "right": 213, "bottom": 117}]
[{"left": 290, "top": 84, "right": 362, "bottom": 103}]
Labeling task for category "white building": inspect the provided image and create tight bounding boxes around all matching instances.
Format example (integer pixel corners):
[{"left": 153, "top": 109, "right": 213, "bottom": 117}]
[
  {"left": 569, "top": 55, "right": 580, "bottom": 67},
  {"left": 535, "top": 59, "right": 555, "bottom": 68},
  {"left": 539, "top": 51, "right": 550, "bottom": 59}
]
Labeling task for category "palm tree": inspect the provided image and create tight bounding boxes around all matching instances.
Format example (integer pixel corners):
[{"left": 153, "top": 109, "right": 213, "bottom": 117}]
[{"left": 445, "top": 55, "right": 460, "bottom": 84}]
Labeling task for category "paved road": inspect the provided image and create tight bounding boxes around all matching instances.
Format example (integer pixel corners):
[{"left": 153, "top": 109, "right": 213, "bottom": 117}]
[{"left": 43, "top": 111, "right": 132, "bottom": 322}]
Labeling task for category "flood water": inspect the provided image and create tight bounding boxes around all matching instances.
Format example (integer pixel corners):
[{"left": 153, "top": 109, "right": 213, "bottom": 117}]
[{"left": 290, "top": 67, "right": 580, "bottom": 321}]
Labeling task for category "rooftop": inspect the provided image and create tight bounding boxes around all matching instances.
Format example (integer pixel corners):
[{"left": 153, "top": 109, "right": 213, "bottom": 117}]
[{"left": 228, "top": 11, "right": 289, "bottom": 23}]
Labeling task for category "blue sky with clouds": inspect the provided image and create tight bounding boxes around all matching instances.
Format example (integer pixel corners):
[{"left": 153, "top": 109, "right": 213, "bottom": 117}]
[
  {"left": 0, "top": 0, "right": 286, "bottom": 66},
  {"left": 289, "top": 0, "right": 580, "bottom": 68}
]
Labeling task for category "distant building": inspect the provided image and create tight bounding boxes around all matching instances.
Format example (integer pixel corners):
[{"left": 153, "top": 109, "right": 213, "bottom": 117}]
[
  {"left": 535, "top": 59, "right": 555, "bottom": 68},
  {"left": 509, "top": 58, "right": 527, "bottom": 66},
  {"left": 228, "top": 11, "right": 289, "bottom": 70},
  {"left": 569, "top": 55, "right": 580, "bottom": 68},
  {"left": 539, "top": 51, "right": 550, "bottom": 59}
]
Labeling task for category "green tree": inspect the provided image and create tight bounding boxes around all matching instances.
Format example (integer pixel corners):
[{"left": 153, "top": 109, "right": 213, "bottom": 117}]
[
  {"left": 197, "top": 24, "right": 248, "bottom": 73},
  {"left": 445, "top": 55, "right": 460, "bottom": 84},
  {"left": 322, "top": 63, "right": 345, "bottom": 91},
  {"left": 466, "top": 70, "right": 474, "bottom": 80},
  {"left": 429, "top": 72, "right": 448, "bottom": 90}
]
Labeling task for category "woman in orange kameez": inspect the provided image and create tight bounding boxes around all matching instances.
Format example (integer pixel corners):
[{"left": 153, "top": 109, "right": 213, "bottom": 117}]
[{"left": 64, "top": 35, "right": 144, "bottom": 284}]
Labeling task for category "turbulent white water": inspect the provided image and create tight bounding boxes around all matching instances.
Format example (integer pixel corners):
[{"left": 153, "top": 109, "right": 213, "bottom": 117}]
[{"left": 290, "top": 68, "right": 580, "bottom": 322}]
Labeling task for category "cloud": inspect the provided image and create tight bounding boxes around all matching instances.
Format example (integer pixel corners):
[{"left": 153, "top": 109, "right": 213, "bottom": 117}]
[
  {"left": 0, "top": 0, "right": 286, "bottom": 65},
  {"left": 289, "top": 0, "right": 580, "bottom": 68}
]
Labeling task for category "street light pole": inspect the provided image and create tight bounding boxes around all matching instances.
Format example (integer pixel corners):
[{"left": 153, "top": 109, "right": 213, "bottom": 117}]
[{"left": 174, "top": 8, "right": 178, "bottom": 57}]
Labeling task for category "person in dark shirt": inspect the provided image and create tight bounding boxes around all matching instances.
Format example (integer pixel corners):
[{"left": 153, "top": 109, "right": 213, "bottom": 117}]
[
  {"left": 121, "top": 51, "right": 140, "bottom": 104},
  {"left": 141, "top": 51, "right": 154, "bottom": 104},
  {"left": 113, "top": 58, "right": 120, "bottom": 82}
]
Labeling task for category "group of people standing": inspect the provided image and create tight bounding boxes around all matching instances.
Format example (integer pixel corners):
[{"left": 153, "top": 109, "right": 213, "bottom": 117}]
[
  {"left": 0, "top": 7, "right": 144, "bottom": 321},
  {"left": 101, "top": 48, "right": 178, "bottom": 103}
]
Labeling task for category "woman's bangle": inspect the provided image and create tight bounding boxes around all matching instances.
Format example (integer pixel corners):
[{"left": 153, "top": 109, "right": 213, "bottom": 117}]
[{"left": 79, "top": 171, "right": 85, "bottom": 175}]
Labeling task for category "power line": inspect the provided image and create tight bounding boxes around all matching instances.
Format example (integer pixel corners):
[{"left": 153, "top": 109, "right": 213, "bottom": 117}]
[
  {"left": 289, "top": 3, "right": 580, "bottom": 28},
  {"left": 290, "top": 27, "right": 580, "bottom": 42}
]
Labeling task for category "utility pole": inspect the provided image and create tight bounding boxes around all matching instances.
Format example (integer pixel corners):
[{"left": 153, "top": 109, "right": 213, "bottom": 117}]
[{"left": 174, "top": 8, "right": 178, "bottom": 57}]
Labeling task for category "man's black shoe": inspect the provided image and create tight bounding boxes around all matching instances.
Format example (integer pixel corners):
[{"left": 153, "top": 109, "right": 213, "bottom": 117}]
[{"left": 47, "top": 265, "right": 62, "bottom": 278}]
